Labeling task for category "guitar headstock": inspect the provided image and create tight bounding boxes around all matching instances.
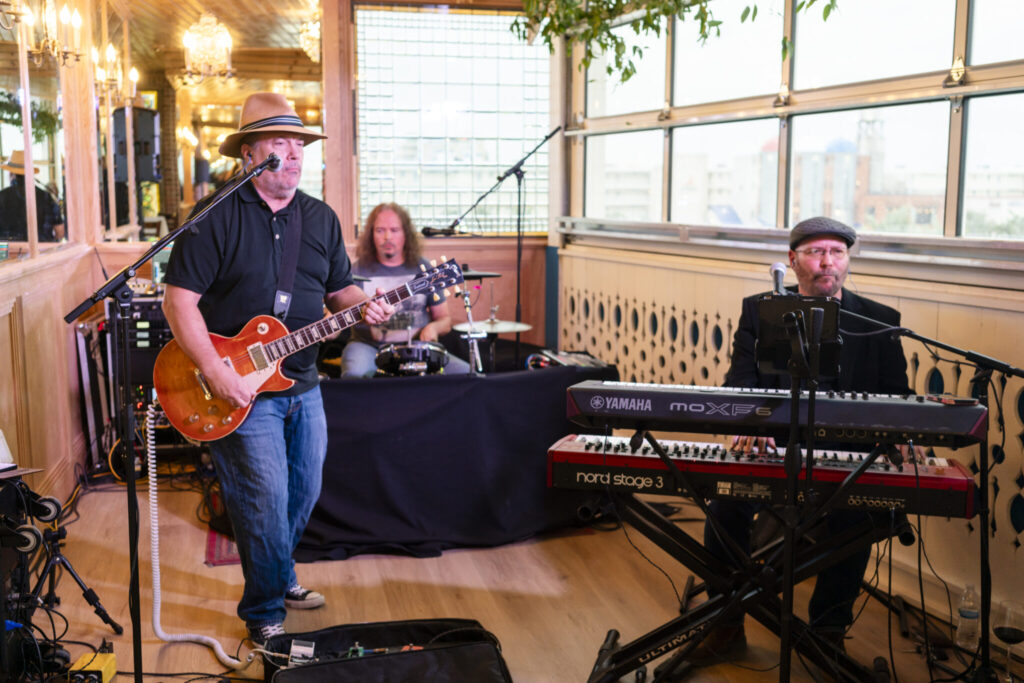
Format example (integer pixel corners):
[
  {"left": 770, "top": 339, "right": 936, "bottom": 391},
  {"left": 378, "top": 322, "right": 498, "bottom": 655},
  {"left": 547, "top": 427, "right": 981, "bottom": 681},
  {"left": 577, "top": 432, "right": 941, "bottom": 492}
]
[{"left": 411, "top": 258, "right": 464, "bottom": 295}]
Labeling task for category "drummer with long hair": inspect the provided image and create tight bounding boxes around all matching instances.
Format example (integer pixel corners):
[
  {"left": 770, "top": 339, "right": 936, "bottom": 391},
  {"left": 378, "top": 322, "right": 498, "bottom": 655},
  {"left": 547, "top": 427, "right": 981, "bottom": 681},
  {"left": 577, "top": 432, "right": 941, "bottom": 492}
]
[{"left": 341, "top": 202, "right": 471, "bottom": 377}]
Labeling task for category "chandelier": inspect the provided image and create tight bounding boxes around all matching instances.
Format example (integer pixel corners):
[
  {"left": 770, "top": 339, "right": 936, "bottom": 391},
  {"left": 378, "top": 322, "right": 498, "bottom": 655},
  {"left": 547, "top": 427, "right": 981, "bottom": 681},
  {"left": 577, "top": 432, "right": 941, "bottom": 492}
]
[
  {"left": 180, "top": 12, "right": 233, "bottom": 85},
  {"left": 5, "top": 0, "right": 84, "bottom": 67},
  {"left": 92, "top": 42, "right": 137, "bottom": 104},
  {"left": 300, "top": 18, "right": 319, "bottom": 63},
  {"left": 299, "top": 0, "right": 319, "bottom": 63}
]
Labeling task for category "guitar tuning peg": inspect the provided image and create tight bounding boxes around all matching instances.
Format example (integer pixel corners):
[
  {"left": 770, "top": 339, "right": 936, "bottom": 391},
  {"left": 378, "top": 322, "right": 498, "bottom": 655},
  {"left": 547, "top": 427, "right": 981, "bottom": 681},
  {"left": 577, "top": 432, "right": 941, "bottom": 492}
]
[
  {"left": 430, "top": 259, "right": 438, "bottom": 267},
  {"left": 453, "top": 286, "right": 462, "bottom": 295},
  {"left": 440, "top": 254, "right": 447, "bottom": 262},
  {"left": 420, "top": 264, "right": 427, "bottom": 272},
  {"left": 432, "top": 293, "right": 440, "bottom": 302}
]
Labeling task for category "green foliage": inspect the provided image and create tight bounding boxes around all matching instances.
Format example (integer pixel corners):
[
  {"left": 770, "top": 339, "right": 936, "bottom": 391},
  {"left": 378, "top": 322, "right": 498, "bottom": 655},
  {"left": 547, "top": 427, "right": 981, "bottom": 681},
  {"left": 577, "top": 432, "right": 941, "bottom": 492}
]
[
  {"left": 513, "top": 0, "right": 838, "bottom": 83},
  {"left": 0, "top": 91, "right": 61, "bottom": 143}
]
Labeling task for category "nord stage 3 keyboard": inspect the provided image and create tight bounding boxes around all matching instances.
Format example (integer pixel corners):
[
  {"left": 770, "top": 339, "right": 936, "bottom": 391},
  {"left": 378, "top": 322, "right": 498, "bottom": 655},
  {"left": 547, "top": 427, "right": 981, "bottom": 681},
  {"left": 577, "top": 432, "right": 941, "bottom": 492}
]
[
  {"left": 547, "top": 434, "right": 976, "bottom": 518},
  {"left": 566, "top": 381, "right": 988, "bottom": 448}
]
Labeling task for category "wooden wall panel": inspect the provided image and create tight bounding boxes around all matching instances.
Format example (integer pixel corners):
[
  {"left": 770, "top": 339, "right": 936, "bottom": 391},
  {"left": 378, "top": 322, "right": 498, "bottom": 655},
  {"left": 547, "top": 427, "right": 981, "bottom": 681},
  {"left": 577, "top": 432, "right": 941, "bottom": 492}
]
[
  {"left": 558, "top": 243, "right": 1024, "bottom": 611},
  {"left": 0, "top": 299, "right": 25, "bottom": 464}
]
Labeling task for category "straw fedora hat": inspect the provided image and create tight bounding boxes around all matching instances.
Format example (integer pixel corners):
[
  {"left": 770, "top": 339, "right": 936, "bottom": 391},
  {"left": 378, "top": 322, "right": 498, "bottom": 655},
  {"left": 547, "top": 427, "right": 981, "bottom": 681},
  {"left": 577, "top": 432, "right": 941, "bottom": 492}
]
[
  {"left": 219, "top": 92, "right": 326, "bottom": 158},
  {"left": 1, "top": 150, "right": 37, "bottom": 176}
]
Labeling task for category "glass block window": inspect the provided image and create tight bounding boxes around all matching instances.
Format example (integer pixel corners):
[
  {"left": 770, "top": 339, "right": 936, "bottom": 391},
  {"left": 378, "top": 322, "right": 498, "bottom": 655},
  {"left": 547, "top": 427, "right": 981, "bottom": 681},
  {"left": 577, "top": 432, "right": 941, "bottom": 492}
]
[{"left": 356, "top": 8, "right": 550, "bottom": 234}]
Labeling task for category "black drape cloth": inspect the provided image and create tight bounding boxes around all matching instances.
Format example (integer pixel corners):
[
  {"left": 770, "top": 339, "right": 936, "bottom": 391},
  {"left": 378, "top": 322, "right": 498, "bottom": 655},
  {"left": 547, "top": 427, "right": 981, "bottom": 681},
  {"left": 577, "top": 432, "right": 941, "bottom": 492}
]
[{"left": 296, "top": 364, "right": 618, "bottom": 560}]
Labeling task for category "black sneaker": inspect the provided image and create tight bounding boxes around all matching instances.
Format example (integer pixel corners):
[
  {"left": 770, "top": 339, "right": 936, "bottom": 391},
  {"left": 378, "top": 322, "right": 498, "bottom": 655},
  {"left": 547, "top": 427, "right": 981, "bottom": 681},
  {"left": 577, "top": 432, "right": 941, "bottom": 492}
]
[
  {"left": 248, "top": 621, "right": 286, "bottom": 649},
  {"left": 285, "top": 584, "right": 325, "bottom": 609}
]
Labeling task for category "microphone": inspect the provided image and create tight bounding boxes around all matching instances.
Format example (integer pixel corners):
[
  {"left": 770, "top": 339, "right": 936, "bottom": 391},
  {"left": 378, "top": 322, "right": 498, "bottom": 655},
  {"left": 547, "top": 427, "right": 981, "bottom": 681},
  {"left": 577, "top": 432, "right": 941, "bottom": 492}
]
[
  {"left": 421, "top": 226, "right": 456, "bottom": 237},
  {"left": 769, "top": 262, "right": 788, "bottom": 296},
  {"left": 251, "top": 153, "right": 281, "bottom": 176}
]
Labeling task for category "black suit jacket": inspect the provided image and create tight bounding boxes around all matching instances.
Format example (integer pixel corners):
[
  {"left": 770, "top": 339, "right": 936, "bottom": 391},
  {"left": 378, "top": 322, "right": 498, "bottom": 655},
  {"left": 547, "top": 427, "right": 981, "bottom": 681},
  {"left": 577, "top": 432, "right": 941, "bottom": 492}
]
[{"left": 724, "top": 288, "right": 912, "bottom": 396}]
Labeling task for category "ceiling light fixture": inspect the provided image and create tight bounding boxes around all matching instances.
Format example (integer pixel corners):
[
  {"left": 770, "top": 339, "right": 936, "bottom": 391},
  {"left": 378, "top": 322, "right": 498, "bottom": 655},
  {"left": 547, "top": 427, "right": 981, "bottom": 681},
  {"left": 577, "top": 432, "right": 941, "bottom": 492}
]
[
  {"left": 300, "top": 0, "right": 320, "bottom": 63},
  {"left": 179, "top": 12, "right": 233, "bottom": 86}
]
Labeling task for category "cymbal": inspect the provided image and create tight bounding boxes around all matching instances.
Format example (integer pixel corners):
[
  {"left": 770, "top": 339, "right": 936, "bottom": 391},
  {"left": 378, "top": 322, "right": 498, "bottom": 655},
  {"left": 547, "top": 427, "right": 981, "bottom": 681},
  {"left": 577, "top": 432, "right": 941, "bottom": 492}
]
[
  {"left": 461, "top": 268, "right": 501, "bottom": 280},
  {"left": 454, "top": 319, "right": 532, "bottom": 334}
]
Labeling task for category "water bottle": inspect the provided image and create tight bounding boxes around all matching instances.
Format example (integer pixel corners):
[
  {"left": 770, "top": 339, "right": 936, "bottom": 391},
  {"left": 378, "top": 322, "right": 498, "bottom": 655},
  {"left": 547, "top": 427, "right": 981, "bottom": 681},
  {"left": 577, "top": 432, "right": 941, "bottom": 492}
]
[{"left": 955, "top": 584, "right": 980, "bottom": 651}]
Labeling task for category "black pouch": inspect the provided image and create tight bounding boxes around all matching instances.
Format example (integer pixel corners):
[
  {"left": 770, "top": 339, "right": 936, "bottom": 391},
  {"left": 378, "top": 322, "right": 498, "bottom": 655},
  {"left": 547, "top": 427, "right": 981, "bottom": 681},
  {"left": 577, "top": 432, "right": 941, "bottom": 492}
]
[{"left": 263, "top": 618, "right": 512, "bottom": 682}]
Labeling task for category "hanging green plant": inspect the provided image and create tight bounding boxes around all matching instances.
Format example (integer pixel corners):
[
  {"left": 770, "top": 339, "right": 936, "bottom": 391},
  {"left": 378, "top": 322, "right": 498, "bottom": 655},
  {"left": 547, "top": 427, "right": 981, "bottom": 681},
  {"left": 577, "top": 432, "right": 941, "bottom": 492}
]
[
  {"left": 0, "top": 91, "right": 62, "bottom": 143},
  {"left": 512, "top": 0, "right": 838, "bottom": 83}
]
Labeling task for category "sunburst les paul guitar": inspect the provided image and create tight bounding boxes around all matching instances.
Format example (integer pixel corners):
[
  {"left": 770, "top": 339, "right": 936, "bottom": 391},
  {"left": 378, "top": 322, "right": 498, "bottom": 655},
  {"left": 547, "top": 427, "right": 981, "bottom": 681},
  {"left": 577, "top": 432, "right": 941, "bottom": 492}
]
[{"left": 153, "top": 260, "right": 464, "bottom": 441}]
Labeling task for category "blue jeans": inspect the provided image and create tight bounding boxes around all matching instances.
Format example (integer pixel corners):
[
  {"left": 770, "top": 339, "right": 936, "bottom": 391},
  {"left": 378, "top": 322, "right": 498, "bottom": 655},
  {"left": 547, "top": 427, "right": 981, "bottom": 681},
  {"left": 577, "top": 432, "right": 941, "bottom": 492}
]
[
  {"left": 704, "top": 499, "right": 872, "bottom": 631},
  {"left": 208, "top": 386, "right": 327, "bottom": 628},
  {"left": 341, "top": 340, "right": 471, "bottom": 377}
]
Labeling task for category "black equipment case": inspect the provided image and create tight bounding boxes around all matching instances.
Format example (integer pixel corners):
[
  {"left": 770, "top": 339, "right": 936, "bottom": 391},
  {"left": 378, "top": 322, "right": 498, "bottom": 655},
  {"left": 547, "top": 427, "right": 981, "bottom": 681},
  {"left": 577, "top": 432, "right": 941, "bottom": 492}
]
[{"left": 263, "top": 618, "right": 512, "bottom": 682}]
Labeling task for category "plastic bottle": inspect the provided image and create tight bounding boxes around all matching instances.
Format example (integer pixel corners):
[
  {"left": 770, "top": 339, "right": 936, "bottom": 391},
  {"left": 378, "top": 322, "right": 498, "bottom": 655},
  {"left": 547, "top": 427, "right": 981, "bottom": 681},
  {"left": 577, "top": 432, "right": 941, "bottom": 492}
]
[{"left": 955, "top": 584, "right": 980, "bottom": 651}]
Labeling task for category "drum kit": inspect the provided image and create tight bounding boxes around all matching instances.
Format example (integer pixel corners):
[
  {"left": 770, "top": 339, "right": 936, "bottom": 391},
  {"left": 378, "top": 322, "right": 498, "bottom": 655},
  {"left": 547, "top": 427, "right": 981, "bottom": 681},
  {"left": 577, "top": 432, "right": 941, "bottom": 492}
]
[{"left": 373, "top": 265, "right": 531, "bottom": 376}]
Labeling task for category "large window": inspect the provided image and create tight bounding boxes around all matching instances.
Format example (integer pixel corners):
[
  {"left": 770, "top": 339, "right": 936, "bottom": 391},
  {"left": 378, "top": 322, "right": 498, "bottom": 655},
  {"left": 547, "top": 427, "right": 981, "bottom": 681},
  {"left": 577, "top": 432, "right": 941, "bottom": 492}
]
[
  {"left": 573, "top": 0, "right": 1024, "bottom": 242},
  {"left": 961, "top": 94, "right": 1024, "bottom": 239},
  {"left": 356, "top": 8, "right": 550, "bottom": 233},
  {"left": 789, "top": 103, "right": 949, "bottom": 235},
  {"left": 673, "top": 0, "right": 784, "bottom": 107},
  {"left": 585, "top": 130, "right": 663, "bottom": 222},
  {"left": 670, "top": 118, "right": 779, "bottom": 226},
  {"left": 587, "top": 24, "right": 666, "bottom": 117},
  {"left": 969, "top": 0, "right": 1024, "bottom": 66},
  {"left": 793, "top": 0, "right": 955, "bottom": 89}
]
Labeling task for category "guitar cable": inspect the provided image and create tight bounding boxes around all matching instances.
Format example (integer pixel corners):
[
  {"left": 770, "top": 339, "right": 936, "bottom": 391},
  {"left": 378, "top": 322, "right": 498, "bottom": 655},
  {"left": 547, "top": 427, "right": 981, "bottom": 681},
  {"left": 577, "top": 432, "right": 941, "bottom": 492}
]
[{"left": 145, "top": 402, "right": 255, "bottom": 670}]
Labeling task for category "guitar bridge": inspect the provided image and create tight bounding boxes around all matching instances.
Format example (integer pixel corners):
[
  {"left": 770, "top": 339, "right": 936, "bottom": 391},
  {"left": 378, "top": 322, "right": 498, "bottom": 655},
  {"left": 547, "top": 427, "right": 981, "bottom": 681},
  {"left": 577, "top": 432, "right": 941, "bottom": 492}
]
[{"left": 248, "top": 343, "right": 269, "bottom": 371}]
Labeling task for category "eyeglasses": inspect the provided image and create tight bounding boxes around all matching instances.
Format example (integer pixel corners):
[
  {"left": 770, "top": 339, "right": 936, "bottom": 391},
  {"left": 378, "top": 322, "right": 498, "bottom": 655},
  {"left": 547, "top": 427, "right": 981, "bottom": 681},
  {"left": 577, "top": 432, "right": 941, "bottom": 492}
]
[{"left": 794, "top": 247, "right": 849, "bottom": 259}]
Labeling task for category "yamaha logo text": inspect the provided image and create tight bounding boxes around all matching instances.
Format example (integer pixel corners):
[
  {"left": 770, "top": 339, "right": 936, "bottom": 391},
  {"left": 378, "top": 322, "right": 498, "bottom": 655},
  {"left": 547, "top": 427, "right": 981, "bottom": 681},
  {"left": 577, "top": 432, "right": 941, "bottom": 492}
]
[{"left": 589, "top": 395, "right": 653, "bottom": 412}]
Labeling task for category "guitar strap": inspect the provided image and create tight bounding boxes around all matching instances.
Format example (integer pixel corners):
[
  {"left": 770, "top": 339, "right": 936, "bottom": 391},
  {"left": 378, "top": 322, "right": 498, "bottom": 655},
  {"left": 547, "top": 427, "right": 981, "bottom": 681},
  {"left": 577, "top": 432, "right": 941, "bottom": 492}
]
[{"left": 272, "top": 202, "right": 303, "bottom": 320}]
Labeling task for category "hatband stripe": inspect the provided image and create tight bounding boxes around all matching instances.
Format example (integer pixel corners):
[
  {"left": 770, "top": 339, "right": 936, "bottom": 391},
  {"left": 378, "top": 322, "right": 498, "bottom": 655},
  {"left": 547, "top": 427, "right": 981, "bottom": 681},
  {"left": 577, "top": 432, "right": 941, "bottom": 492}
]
[{"left": 239, "top": 115, "right": 305, "bottom": 133}]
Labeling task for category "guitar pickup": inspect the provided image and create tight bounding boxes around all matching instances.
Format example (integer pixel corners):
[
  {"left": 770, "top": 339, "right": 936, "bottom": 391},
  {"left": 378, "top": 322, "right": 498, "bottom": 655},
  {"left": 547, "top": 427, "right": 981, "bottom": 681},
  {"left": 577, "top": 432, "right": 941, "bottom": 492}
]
[{"left": 247, "top": 343, "right": 269, "bottom": 371}]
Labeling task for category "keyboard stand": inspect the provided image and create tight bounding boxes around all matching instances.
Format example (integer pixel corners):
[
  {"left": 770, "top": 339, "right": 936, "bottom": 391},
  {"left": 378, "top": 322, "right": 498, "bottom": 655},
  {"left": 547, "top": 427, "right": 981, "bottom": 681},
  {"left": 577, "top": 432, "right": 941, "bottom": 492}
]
[{"left": 585, "top": 431, "right": 896, "bottom": 683}]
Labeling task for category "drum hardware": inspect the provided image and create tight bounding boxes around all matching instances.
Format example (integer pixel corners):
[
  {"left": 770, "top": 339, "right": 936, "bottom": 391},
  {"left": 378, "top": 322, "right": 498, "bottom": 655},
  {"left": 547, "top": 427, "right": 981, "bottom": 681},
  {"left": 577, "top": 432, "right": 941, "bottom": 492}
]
[{"left": 374, "top": 340, "right": 450, "bottom": 376}]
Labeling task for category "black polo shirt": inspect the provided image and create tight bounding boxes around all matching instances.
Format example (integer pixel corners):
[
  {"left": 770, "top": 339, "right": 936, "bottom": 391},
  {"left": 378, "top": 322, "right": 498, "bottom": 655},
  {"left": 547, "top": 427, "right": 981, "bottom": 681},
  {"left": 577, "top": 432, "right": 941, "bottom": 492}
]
[{"left": 164, "top": 182, "right": 353, "bottom": 396}]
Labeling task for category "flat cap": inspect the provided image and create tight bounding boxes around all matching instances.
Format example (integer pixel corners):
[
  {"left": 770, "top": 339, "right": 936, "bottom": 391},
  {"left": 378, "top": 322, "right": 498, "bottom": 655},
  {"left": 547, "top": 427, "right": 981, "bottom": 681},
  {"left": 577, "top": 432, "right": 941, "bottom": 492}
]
[{"left": 789, "top": 216, "right": 857, "bottom": 249}]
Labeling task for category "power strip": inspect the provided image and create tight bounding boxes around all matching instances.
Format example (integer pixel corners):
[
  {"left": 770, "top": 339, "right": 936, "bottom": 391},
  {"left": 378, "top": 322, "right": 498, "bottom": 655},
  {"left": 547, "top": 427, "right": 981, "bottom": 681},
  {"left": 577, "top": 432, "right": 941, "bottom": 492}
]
[{"left": 68, "top": 652, "right": 117, "bottom": 683}]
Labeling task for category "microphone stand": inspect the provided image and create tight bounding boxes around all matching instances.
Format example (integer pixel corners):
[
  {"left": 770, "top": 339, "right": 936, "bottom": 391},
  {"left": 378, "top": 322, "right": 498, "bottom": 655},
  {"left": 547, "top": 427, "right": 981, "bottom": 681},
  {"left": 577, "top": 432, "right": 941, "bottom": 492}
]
[
  {"left": 428, "top": 127, "right": 561, "bottom": 368},
  {"left": 840, "top": 308, "right": 1024, "bottom": 683},
  {"left": 63, "top": 153, "right": 280, "bottom": 683}
]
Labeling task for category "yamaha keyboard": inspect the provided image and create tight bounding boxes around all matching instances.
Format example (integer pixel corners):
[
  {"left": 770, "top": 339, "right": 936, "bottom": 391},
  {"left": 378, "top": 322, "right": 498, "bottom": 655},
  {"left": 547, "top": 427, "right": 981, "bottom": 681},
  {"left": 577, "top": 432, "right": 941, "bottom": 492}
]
[
  {"left": 548, "top": 434, "right": 976, "bottom": 518},
  {"left": 567, "top": 381, "right": 987, "bottom": 448}
]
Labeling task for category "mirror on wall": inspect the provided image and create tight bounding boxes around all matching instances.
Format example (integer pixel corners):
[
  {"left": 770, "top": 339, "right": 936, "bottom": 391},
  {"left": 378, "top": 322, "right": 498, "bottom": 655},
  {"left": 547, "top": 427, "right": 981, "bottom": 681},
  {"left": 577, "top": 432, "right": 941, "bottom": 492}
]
[{"left": 0, "top": 20, "right": 67, "bottom": 261}]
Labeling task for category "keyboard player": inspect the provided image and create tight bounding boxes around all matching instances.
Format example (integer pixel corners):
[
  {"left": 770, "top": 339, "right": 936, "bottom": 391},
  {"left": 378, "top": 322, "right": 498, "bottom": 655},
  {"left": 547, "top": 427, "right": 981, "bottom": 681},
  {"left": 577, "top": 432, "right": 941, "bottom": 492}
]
[{"left": 695, "top": 216, "right": 920, "bottom": 663}]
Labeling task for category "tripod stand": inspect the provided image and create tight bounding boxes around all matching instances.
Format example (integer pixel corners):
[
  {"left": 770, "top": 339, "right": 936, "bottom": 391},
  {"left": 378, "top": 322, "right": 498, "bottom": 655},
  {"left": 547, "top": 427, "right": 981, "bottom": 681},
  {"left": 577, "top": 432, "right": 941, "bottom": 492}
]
[{"left": 27, "top": 526, "right": 122, "bottom": 634}]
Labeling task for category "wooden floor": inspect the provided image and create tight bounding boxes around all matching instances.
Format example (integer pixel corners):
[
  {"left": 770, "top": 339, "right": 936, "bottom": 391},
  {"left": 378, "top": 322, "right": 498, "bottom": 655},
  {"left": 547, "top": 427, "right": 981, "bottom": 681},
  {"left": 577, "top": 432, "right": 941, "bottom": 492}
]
[{"left": 42, "top": 483, "right": 992, "bottom": 682}]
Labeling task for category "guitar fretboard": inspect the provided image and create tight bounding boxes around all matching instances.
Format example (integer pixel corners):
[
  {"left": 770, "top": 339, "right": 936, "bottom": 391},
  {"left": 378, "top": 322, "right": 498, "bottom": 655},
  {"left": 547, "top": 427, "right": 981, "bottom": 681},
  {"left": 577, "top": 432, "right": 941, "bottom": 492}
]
[{"left": 262, "top": 285, "right": 411, "bottom": 362}]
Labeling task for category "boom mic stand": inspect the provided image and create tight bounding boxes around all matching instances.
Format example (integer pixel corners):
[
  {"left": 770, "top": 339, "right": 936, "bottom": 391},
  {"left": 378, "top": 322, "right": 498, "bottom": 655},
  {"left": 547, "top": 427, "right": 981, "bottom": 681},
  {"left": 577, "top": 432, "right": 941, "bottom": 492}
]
[
  {"left": 64, "top": 153, "right": 282, "bottom": 683},
  {"left": 839, "top": 308, "right": 1024, "bottom": 683},
  {"left": 429, "top": 127, "right": 561, "bottom": 368},
  {"left": 761, "top": 295, "right": 839, "bottom": 681}
]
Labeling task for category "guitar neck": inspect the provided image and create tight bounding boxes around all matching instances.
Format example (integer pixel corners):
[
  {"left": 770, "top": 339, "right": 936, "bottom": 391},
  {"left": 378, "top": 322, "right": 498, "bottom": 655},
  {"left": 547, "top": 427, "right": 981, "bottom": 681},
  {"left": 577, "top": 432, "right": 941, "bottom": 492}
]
[{"left": 261, "top": 283, "right": 412, "bottom": 363}]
